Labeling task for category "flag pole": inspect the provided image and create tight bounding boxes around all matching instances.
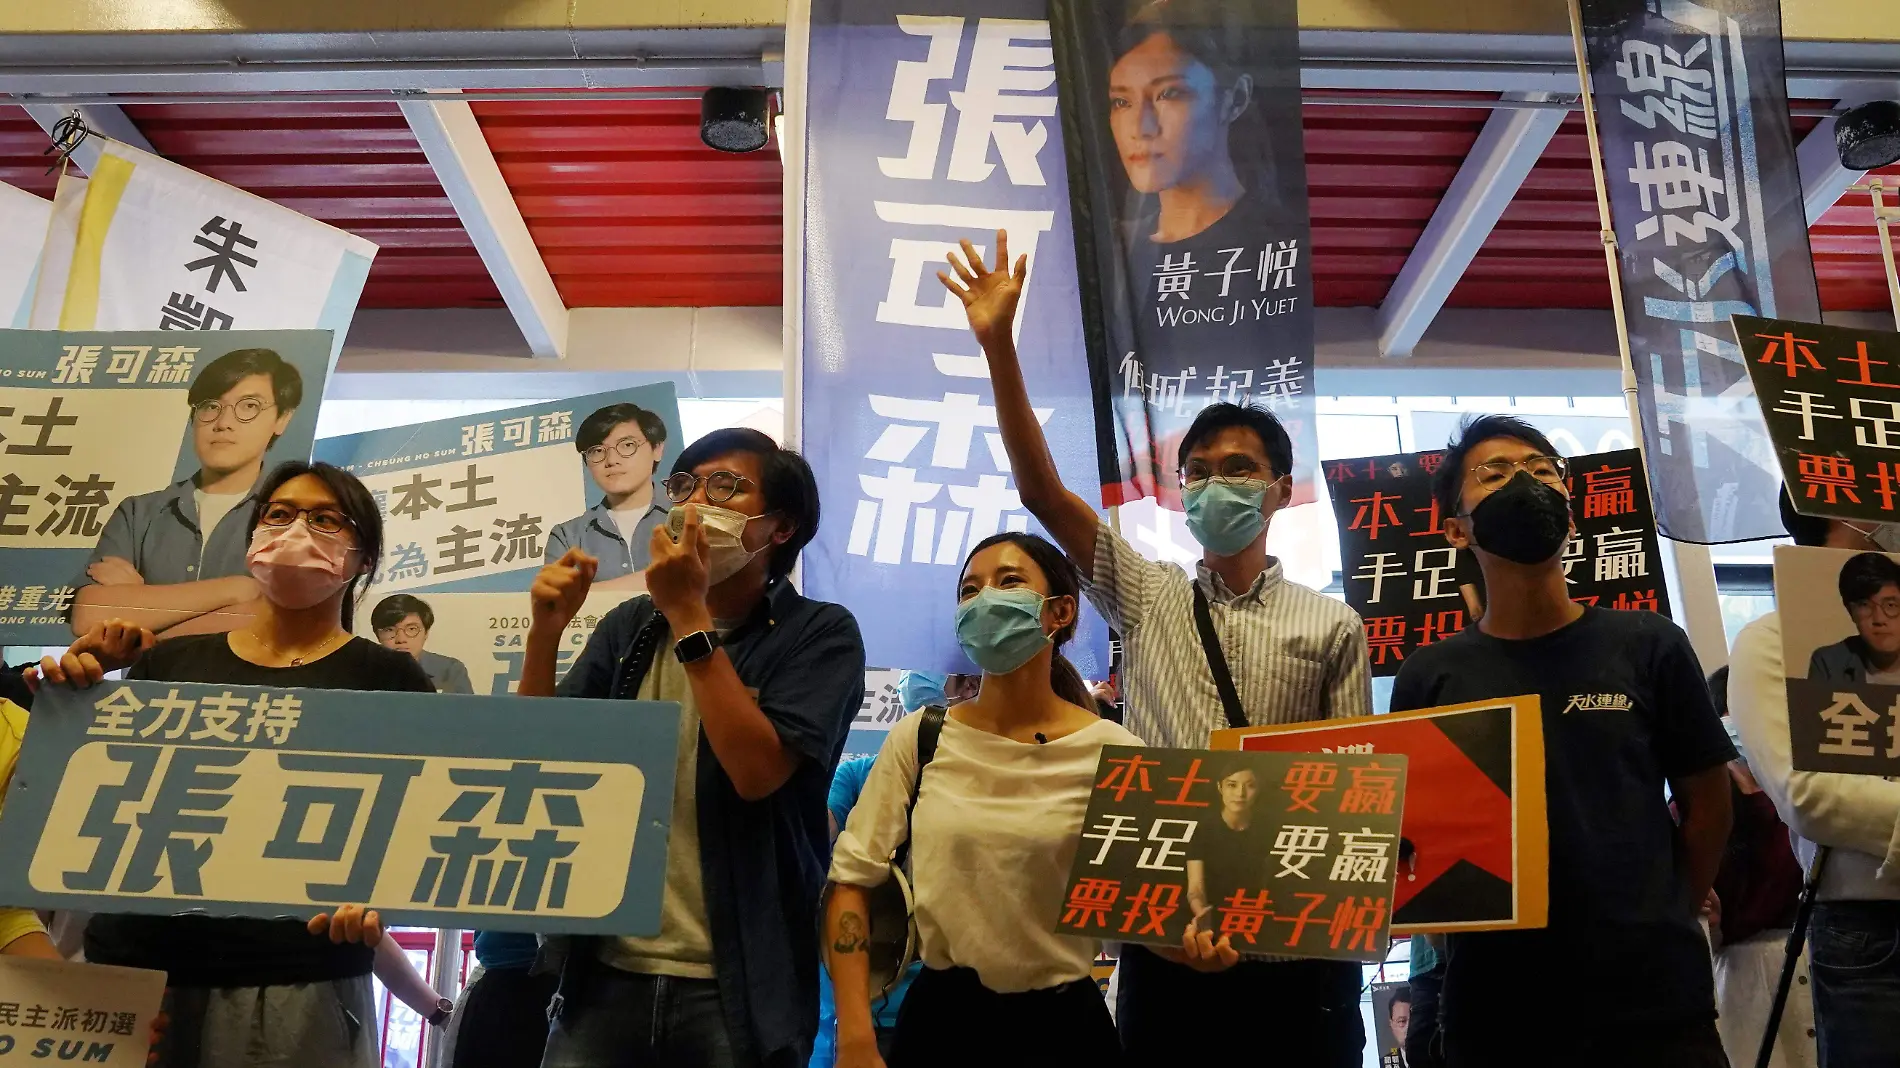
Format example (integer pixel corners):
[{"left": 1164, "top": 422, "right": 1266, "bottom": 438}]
[
  {"left": 1565, "top": 0, "right": 1728, "bottom": 671},
  {"left": 1858, "top": 177, "right": 1900, "bottom": 331}
]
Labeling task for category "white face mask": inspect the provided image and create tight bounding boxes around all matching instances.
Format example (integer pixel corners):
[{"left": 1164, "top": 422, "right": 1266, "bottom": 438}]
[{"left": 669, "top": 505, "right": 771, "bottom": 585}]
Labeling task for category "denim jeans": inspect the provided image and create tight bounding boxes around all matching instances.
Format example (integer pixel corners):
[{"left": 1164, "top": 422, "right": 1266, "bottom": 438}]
[
  {"left": 540, "top": 968, "right": 753, "bottom": 1068},
  {"left": 1810, "top": 900, "right": 1900, "bottom": 1068}
]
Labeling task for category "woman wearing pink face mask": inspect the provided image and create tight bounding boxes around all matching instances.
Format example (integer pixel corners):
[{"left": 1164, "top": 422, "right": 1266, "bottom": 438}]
[{"left": 30, "top": 461, "right": 443, "bottom": 1068}]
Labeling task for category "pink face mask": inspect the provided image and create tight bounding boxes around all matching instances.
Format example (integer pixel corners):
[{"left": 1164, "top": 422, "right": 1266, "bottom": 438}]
[{"left": 247, "top": 520, "right": 357, "bottom": 609}]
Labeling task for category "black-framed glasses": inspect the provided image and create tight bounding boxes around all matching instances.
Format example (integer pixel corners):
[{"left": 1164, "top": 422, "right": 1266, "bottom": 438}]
[
  {"left": 583, "top": 437, "right": 649, "bottom": 465},
  {"left": 1470, "top": 454, "right": 1568, "bottom": 492},
  {"left": 192, "top": 397, "right": 275, "bottom": 424},
  {"left": 1851, "top": 597, "right": 1900, "bottom": 621},
  {"left": 258, "top": 502, "right": 356, "bottom": 537},
  {"left": 664, "top": 470, "right": 754, "bottom": 505},
  {"left": 1180, "top": 454, "right": 1271, "bottom": 488}
]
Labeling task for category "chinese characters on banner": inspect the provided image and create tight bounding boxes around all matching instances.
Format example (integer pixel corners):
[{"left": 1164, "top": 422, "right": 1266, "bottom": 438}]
[
  {"left": 1048, "top": 0, "right": 1316, "bottom": 511},
  {"left": 1055, "top": 746, "right": 1407, "bottom": 962},
  {"left": 1578, "top": 0, "right": 1821, "bottom": 543},
  {"left": 1735, "top": 316, "right": 1900, "bottom": 525},
  {"left": 0, "top": 680, "right": 679, "bottom": 934},
  {"left": 1773, "top": 544, "right": 1900, "bottom": 777},
  {"left": 1329, "top": 447, "right": 1671, "bottom": 677},
  {"left": 1213, "top": 697, "right": 1549, "bottom": 934},
  {"left": 314, "top": 385, "right": 682, "bottom": 595},
  {"left": 47, "top": 141, "right": 378, "bottom": 364},
  {"left": 0, "top": 330, "right": 332, "bottom": 645},
  {"left": 799, "top": 1, "right": 1110, "bottom": 675},
  {"left": 0, "top": 956, "right": 166, "bottom": 1068}
]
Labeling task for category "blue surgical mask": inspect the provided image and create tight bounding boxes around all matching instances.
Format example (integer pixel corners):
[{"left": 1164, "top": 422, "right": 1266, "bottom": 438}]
[
  {"left": 897, "top": 671, "right": 948, "bottom": 713},
  {"left": 955, "top": 587, "right": 1055, "bottom": 675},
  {"left": 1183, "top": 478, "right": 1275, "bottom": 556}
]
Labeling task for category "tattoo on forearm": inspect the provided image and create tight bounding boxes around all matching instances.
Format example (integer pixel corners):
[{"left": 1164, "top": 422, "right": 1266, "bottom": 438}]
[{"left": 833, "top": 911, "right": 867, "bottom": 954}]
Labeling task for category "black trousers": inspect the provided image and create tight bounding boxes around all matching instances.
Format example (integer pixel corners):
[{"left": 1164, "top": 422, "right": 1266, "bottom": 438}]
[
  {"left": 1444, "top": 1016, "right": 1728, "bottom": 1068},
  {"left": 451, "top": 966, "right": 560, "bottom": 1068},
  {"left": 1115, "top": 946, "right": 1364, "bottom": 1066},
  {"left": 889, "top": 966, "right": 1122, "bottom": 1067}
]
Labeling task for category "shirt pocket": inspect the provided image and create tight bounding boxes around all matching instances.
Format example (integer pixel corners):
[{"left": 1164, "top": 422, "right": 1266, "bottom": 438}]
[{"left": 1265, "top": 654, "right": 1327, "bottom": 716}]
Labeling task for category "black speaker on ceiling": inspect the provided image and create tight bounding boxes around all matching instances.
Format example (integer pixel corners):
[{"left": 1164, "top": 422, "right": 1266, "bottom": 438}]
[
  {"left": 701, "top": 87, "right": 770, "bottom": 153},
  {"left": 1837, "top": 100, "right": 1900, "bottom": 171}
]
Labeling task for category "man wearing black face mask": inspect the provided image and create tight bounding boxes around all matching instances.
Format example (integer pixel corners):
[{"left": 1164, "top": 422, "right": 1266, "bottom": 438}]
[{"left": 1388, "top": 415, "right": 1735, "bottom": 1068}]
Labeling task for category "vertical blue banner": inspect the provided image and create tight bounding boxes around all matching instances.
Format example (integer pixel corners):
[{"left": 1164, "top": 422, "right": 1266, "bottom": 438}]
[
  {"left": 1579, "top": 0, "right": 1822, "bottom": 543},
  {"left": 801, "top": 0, "right": 1110, "bottom": 676}
]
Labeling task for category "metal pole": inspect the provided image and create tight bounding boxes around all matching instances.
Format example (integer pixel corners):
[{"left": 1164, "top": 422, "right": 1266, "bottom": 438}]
[
  {"left": 1756, "top": 848, "right": 1829, "bottom": 1068},
  {"left": 420, "top": 929, "right": 464, "bottom": 1068},
  {"left": 1867, "top": 179, "right": 1900, "bottom": 331}
]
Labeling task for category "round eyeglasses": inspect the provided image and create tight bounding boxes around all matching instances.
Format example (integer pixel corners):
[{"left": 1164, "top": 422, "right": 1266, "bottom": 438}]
[
  {"left": 192, "top": 397, "right": 276, "bottom": 424},
  {"left": 664, "top": 471, "right": 755, "bottom": 505},
  {"left": 584, "top": 437, "right": 649, "bottom": 465},
  {"left": 1851, "top": 597, "right": 1900, "bottom": 621},
  {"left": 1469, "top": 455, "right": 1568, "bottom": 492},
  {"left": 258, "top": 503, "right": 355, "bottom": 537}
]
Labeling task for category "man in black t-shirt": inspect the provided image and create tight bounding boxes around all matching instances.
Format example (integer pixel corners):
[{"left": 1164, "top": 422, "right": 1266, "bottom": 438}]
[
  {"left": 1186, "top": 766, "right": 1273, "bottom": 932},
  {"left": 1389, "top": 415, "right": 1734, "bottom": 1068}
]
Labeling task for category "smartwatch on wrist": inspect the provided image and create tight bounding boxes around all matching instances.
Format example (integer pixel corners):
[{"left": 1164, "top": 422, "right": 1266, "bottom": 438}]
[
  {"left": 427, "top": 998, "right": 453, "bottom": 1028},
  {"left": 674, "top": 630, "right": 722, "bottom": 664}
]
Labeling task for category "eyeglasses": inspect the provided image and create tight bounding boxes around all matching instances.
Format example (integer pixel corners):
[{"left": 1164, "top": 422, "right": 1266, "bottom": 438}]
[
  {"left": 1179, "top": 455, "right": 1271, "bottom": 487},
  {"left": 258, "top": 502, "right": 356, "bottom": 537},
  {"left": 192, "top": 397, "right": 276, "bottom": 424},
  {"left": 583, "top": 437, "right": 649, "bottom": 466},
  {"left": 1469, "top": 454, "right": 1569, "bottom": 492},
  {"left": 1850, "top": 597, "right": 1900, "bottom": 621},
  {"left": 378, "top": 622, "right": 425, "bottom": 640},
  {"left": 664, "top": 470, "right": 755, "bottom": 505}
]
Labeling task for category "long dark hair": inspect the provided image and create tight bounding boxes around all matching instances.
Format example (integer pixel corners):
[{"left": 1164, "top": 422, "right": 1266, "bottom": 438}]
[
  {"left": 248, "top": 460, "right": 385, "bottom": 630},
  {"left": 958, "top": 532, "right": 1095, "bottom": 710}
]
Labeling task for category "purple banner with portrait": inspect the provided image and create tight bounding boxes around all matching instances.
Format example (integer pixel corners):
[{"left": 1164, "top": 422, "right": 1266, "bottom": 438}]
[
  {"left": 799, "top": 0, "right": 1111, "bottom": 676},
  {"left": 1049, "top": 0, "right": 1316, "bottom": 512},
  {"left": 1578, "top": 0, "right": 1822, "bottom": 542}
]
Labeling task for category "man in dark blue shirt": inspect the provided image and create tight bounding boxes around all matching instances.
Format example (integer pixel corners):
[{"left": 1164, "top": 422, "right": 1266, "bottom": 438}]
[
  {"left": 520, "top": 428, "right": 865, "bottom": 1068},
  {"left": 1389, "top": 415, "right": 1733, "bottom": 1068}
]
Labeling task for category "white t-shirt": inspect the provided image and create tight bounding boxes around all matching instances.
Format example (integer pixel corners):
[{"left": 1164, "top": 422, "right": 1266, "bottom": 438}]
[
  {"left": 610, "top": 503, "right": 650, "bottom": 544},
  {"left": 194, "top": 490, "right": 248, "bottom": 566},
  {"left": 830, "top": 710, "right": 1144, "bottom": 993}
]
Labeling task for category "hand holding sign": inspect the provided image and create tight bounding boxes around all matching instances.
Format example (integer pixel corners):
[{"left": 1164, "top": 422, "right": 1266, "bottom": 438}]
[
  {"left": 940, "top": 230, "right": 1027, "bottom": 354},
  {"left": 27, "top": 620, "right": 155, "bottom": 690},
  {"left": 529, "top": 548, "right": 597, "bottom": 635},
  {"left": 307, "top": 904, "right": 382, "bottom": 947}
]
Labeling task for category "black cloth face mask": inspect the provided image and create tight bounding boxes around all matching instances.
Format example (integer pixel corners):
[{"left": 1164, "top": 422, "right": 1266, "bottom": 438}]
[{"left": 1465, "top": 471, "right": 1572, "bottom": 565}]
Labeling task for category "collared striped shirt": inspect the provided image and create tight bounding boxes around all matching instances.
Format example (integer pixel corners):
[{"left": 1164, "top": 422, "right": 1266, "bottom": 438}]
[{"left": 1087, "top": 521, "right": 1372, "bottom": 750}]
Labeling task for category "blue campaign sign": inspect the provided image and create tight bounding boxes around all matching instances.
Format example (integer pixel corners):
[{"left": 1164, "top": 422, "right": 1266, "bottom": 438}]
[
  {"left": 800, "top": 0, "right": 1111, "bottom": 677},
  {"left": 0, "top": 330, "right": 333, "bottom": 645},
  {"left": 0, "top": 681, "right": 679, "bottom": 935},
  {"left": 313, "top": 384, "right": 683, "bottom": 594}
]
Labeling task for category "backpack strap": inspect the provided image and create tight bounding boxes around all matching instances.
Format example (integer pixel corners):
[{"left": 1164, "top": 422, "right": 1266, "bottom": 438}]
[
  {"left": 892, "top": 704, "right": 947, "bottom": 870},
  {"left": 1192, "top": 584, "right": 1249, "bottom": 730}
]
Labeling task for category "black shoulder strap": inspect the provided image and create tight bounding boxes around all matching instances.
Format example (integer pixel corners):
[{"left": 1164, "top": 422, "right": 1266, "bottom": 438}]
[
  {"left": 893, "top": 704, "right": 947, "bottom": 869},
  {"left": 1192, "top": 584, "right": 1248, "bottom": 731}
]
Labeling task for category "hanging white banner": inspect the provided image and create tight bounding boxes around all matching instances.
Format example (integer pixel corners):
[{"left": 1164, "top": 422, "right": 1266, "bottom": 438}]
[
  {"left": 28, "top": 173, "right": 85, "bottom": 330},
  {"left": 55, "top": 141, "right": 378, "bottom": 363},
  {"left": 0, "top": 182, "right": 51, "bottom": 329}
]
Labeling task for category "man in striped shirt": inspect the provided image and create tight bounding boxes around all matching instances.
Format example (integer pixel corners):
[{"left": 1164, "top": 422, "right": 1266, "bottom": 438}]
[{"left": 943, "top": 232, "right": 1373, "bottom": 1065}]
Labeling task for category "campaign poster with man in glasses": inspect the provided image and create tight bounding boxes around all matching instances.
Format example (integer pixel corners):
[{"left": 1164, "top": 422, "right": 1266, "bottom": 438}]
[{"left": 0, "top": 330, "right": 332, "bottom": 645}]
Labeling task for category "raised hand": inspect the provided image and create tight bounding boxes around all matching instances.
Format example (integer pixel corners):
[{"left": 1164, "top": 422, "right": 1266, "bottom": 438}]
[
  {"left": 28, "top": 619, "right": 155, "bottom": 690},
  {"left": 938, "top": 229, "right": 1028, "bottom": 353},
  {"left": 646, "top": 504, "right": 712, "bottom": 626},
  {"left": 529, "top": 547, "right": 598, "bottom": 635}
]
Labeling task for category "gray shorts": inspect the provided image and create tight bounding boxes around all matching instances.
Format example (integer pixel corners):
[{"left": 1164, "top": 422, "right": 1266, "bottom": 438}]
[{"left": 161, "top": 976, "right": 379, "bottom": 1068}]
